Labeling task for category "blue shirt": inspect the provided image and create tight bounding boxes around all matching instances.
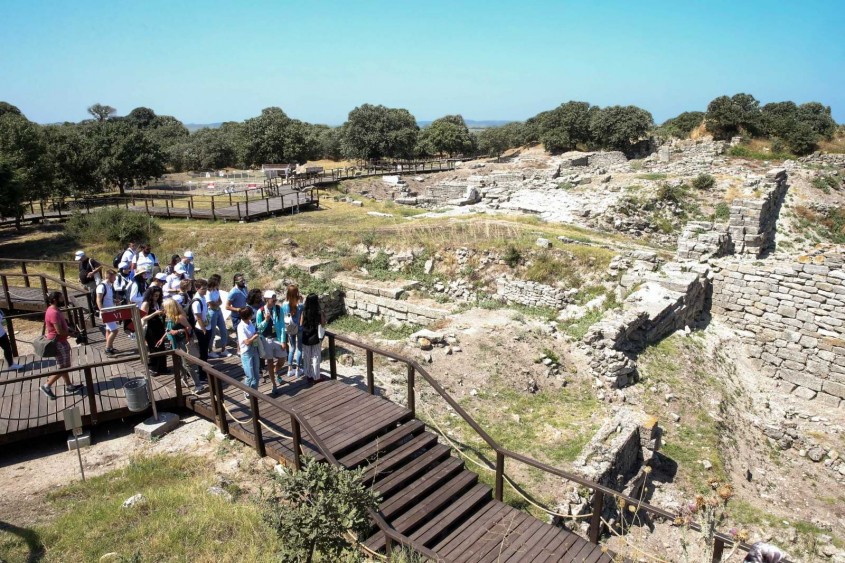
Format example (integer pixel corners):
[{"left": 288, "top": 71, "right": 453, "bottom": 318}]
[{"left": 227, "top": 286, "right": 248, "bottom": 318}]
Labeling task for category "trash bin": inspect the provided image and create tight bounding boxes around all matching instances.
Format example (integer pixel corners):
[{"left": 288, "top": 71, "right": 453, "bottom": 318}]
[{"left": 124, "top": 378, "right": 150, "bottom": 412}]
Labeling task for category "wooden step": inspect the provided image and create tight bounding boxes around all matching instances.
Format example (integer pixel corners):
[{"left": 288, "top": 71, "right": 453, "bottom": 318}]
[
  {"left": 339, "top": 419, "right": 425, "bottom": 468},
  {"left": 475, "top": 511, "right": 539, "bottom": 563},
  {"left": 379, "top": 456, "right": 464, "bottom": 520},
  {"left": 361, "top": 432, "right": 438, "bottom": 484},
  {"left": 373, "top": 444, "right": 449, "bottom": 499},
  {"left": 411, "top": 482, "right": 493, "bottom": 547},
  {"left": 433, "top": 501, "right": 511, "bottom": 557}
]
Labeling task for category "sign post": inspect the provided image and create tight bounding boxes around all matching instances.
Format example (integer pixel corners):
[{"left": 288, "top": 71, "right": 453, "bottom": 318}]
[
  {"left": 63, "top": 407, "right": 85, "bottom": 481},
  {"left": 101, "top": 304, "right": 158, "bottom": 422}
]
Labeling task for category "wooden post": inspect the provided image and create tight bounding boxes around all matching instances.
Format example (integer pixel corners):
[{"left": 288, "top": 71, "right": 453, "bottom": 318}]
[
  {"left": 265, "top": 195, "right": 270, "bottom": 216},
  {"left": 173, "top": 355, "right": 184, "bottom": 404},
  {"left": 188, "top": 198, "right": 193, "bottom": 219},
  {"left": 6, "top": 316, "right": 17, "bottom": 356},
  {"left": 85, "top": 199, "right": 90, "bottom": 214},
  {"left": 1, "top": 275, "right": 12, "bottom": 309},
  {"left": 711, "top": 538, "right": 725, "bottom": 563},
  {"left": 39, "top": 276, "right": 48, "bottom": 303},
  {"left": 84, "top": 366, "right": 98, "bottom": 423},
  {"left": 166, "top": 198, "right": 171, "bottom": 218},
  {"left": 211, "top": 196, "right": 216, "bottom": 220},
  {"left": 60, "top": 281, "right": 69, "bottom": 308},
  {"left": 29, "top": 201, "right": 35, "bottom": 214},
  {"left": 236, "top": 202, "right": 242, "bottom": 221},
  {"left": 58, "top": 262, "right": 66, "bottom": 283},
  {"left": 208, "top": 373, "right": 221, "bottom": 422},
  {"left": 228, "top": 191, "right": 233, "bottom": 206},
  {"left": 21, "top": 262, "right": 30, "bottom": 287},
  {"left": 588, "top": 490, "right": 604, "bottom": 544},
  {"left": 366, "top": 350, "right": 374, "bottom": 395},
  {"left": 407, "top": 365, "right": 415, "bottom": 417},
  {"left": 280, "top": 194, "right": 285, "bottom": 215},
  {"left": 216, "top": 377, "right": 229, "bottom": 436},
  {"left": 328, "top": 334, "right": 337, "bottom": 379},
  {"left": 250, "top": 395, "right": 265, "bottom": 457},
  {"left": 495, "top": 452, "right": 505, "bottom": 501},
  {"left": 144, "top": 199, "right": 150, "bottom": 215},
  {"left": 290, "top": 415, "right": 302, "bottom": 470}
]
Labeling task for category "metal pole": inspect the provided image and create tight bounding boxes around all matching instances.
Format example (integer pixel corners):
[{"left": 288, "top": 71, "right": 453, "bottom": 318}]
[
  {"left": 131, "top": 305, "right": 159, "bottom": 421},
  {"left": 74, "top": 433, "right": 86, "bottom": 481}
]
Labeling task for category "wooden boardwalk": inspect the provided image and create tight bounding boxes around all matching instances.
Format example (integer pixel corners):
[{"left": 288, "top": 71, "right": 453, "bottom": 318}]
[
  {"left": 126, "top": 187, "right": 317, "bottom": 221},
  {"left": 0, "top": 322, "right": 620, "bottom": 562}
]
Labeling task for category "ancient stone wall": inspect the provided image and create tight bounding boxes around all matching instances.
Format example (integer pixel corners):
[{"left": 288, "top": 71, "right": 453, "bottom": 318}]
[
  {"left": 341, "top": 278, "right": 452, "bottom": 325},
  {"left": 712, "top": 250, "right": 845, "bottom": 408},
  {"left": 728, "top": 168, "right": 788, "bottom": 257},
  {"left": 495, "top": 278, "right": 572, "bottom": 310}
]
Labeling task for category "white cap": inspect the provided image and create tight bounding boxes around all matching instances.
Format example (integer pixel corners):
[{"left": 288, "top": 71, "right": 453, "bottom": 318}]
[
  {"left": 155, "top": 272, "right": 167, "bottom": 281},
  {"left": 263, "top": 290, "right": 276, "bottom": 299},
  {"left": 74, "top": 250, "right": 85, "bottom": 260},
  {"left": 184, "top": 250, "right": 194, "bottom": 259}
]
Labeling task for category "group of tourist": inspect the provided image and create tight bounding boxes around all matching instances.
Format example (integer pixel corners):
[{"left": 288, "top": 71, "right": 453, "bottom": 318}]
[{"left": 35, "top": 242, "right": 327, "bottom": 401}]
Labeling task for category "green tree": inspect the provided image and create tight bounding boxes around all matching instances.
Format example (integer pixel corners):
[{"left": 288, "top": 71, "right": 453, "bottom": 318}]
[
  {"left": 657, "top": 111, "right": 705, "bottom": 139},
  {"left": 87, "top": 103, "right": 117, "bottom": 122},
  {"left": 341, "top": 103, "right": 419, "bottom": 161},
  {"left": 419, "top": 114, "right": 474, "bottom": 157},
  {"left": 0, "top": 102, "right": 23, "bottom": 119},
  {"left": 125, "top": 106, "right": 158, "bottom": 128},
  {"left": 91, "top": 120, "right": 166, "bottom": 194},
  {"left": 589, "top": 105, "right": 654, "bottom": 152},
  {"left": 476, "top": 126, "right": 510, "bottom": 159},
  {"left": 182, "top": 127, "right": 236, "bottom": 170},
  {"left": 263, "top": 458, "right": 380, "bottom": 563},
  {"left": 43, "top": 123, "right": 101, "bottom": 195},
  {"left": 798, "top": 102, "right": 837, "bottom": 139},
  {"left": 535, "top": 101, "right": 593, "bottom": 153},
  {"left": 0, "top": 156, "right": 25, "bottom": 227},
  {"left": 240, "top": 108, "right": 318, "bottom": 167},
  {"left": 0, "top": 112, "right": 53, "bottom": 204},
  {"left": 705, "top": 93, "right": 762, "bottom": 140}
]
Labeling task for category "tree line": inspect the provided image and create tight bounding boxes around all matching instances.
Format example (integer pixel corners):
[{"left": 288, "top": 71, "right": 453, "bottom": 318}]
[{"left": 0, "top": 94, "right": 839, "bottom": 221}]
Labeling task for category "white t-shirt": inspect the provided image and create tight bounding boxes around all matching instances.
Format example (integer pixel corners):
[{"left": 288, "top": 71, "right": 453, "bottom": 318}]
[
  {"left": 129, "top": 280, "right": 145, "bottom": 305},
  {"left": 208, "top": 289, "right": 220, "bottom": 309},
  {"left": 164, "top": 273, "right": 181, "bottom": 297},
  {"left": 96, "top": 281, "right": 114, "bottom": 308},
  {"left": 120, "top": 248, "right": 136, "bottom": 267},
  {"left": 113, "top": 273, "right": 130, "bottom": 293},
  {"left": 237, "top": 320, "right": 256, "bottom": 354},
  {"left": 134, "top": 252, "right": 156, "bottom": 271},
  {"left": 191, "top": 294, "right": 208, "bottom": 330}
]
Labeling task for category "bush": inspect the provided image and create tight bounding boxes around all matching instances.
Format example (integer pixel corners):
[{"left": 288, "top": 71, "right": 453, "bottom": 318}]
[
  {"left": 503, "top": 245, "right": 522, "bottom": 268},
  {"left": 656, "top": 182, "right": 687, "bottom": 204},
  {"left": 713, "top": 202, "right": 730, "bottom": 221},
  {"left": 657, "top": 111, "right": 705, "bottom": 139},
  {"left": 691, "top": 174, "right": 716, "bottom": 191},
  {"left": 263, "top": 457, "right": 379, "bottom": 563},
  {"left": 66, "top": 207, "right": 161, "bottom": 247},
  {"left": 811, "top": 174, "right": 841, "bottom": 194}
]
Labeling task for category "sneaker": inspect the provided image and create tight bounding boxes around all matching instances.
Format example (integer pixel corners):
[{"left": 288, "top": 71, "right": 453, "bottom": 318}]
[
  {"left": 208, "top": 352, "right": 220, "bottom": 359},
  {"left": 104, "top": 349, "right": 116, "bottom": 357},
  {"left": 221, "top": 351, "right": 233, "bottom": 358},
  {"left": 275, "top": 374, "right": 284, "bottom": 386},
  {"left": 40, "top": 384, "right": 57, "bottom": 400},
  {"left": 8, "top": 363, "right": 23, "bottom": 370},
  {"left": 243, "top": 391, "right": 250, "bottom": 401},
  {"left": 127, "top": 332, "right": 136, "bottom": 340},
  {"left": 194, "top": 385, "right": 207, "bottom": 394},
  {"left": 66, "top": 384, "right": 84, "bottom": 394}
]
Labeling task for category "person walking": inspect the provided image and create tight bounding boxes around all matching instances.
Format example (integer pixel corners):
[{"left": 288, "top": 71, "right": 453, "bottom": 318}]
[
  {"left": 96, "top": 269, "right": 120, "bottom": 356},
  {"left": 160, "top": 299, "right": 205, "bottom": 394},
  {"left": 120, "top": 242, "right": 137, "bottom": 276},
  {"left": 163, "top": 267, "right": 182, "bottom": 300},
  {"left": 76, "top": 250, "right": 102, "bottom": 310},
  {"left": 299, "top": 293, "right": 326, "bottom": 384},
  {"left": 226, "top": 273, "right": 249, "bottom": 334},
  {"left": 133, "top": 244, "right": 159, "bottom": 274},
  {"left": 206, "top": 274, "right": 230, "bottom": 358},
  {"left": 139, "top": 286, "right": 168, "bottom": 376},
  {"left": 39, "top": 292, "right": 83, "bottom": 399},
  {"left": 0, "top": 309, "right": 23, "bottom": 370},
  {"left": 177, "top": 251, "right": 195, "bottom": 280},
  {"left": 126, "top": 266, "right": 148, "bottom": 340},
  {"left": 190, "top": 279, "right": 211, "bottom": 377},
  {"left": 114, "top": 262, "right": 131, "bottom": 304},
  {"left": 237, "top": 307, "right": 260, "bottom": 399},
  {"left": 281, "top": 284, "right": 303, "bottom": 378},
  {"left": 256, "top": 290, "right": 286, "bottom": 393}
]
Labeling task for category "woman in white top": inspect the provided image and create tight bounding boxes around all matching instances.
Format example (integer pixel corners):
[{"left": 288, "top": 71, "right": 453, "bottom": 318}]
[
  {"left": 237, "top": 307, "right": 260, "bottom": 398},
  {"left": 0, "top": 309, "right": 23, "bottom": 370}
]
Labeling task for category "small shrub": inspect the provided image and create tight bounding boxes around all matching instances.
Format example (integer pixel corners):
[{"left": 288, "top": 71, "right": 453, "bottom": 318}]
[
  {"left": 66, "top": 208, "right": 161, "bottom": 247},
  {"left": 656, "top": 182, "right": 687, "bottom": 204},
  {"left": 713, "top": 202, "right": 730, "bottom": 221},
  {"left": 557, "top": 182, "right": 574, "bottom": 190},
  {"left": 691, "top": 174, "right": 716, "bottom": 191},
  {"left": 503, "top": 245, "right": 522, "bottom": 268},
  {"left": 637, "top": 173, "right": 668, "bottom": 181},
  {"left": 812, "top": 174, "right": 840, "bottom": 194},
  {"left": 524, "top": 253, "right": 566, "bottom": 285}
]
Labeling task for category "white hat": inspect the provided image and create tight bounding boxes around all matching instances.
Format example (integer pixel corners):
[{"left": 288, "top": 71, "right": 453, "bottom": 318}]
[
  {"left": 74, "top": 250, "right": 85, "bottom": 261},
  {"left": 118, "top": 261, "right": 129, "bottom": 269},
  {"left": 155, "top": 272, "right": 167, "bottom": 281},
  {"left": 184, "top": 250, "right": 194, "bottom": 259},
  {"left": 135, "top": 266, "right": 148, "bottom": 274},
  {"left": 263, "top": 290, "right": 277, "bottom": 299}
]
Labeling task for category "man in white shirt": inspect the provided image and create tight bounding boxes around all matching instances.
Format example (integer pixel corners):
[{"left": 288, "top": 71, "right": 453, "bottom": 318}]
[
  {"left": 191, "top": 279, "right": 210, "bottom": 381},
  {"left": 133, "top": 244, "right": 158, "bottom": 274},
  {"left": 120, "top": 242, "right": 137, "bottom": 275},
  {"left": 96, "top": 270, "right": 119, "bottom": 356}
]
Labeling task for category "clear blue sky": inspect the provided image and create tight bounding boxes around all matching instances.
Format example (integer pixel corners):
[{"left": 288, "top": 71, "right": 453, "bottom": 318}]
[{"left": 2, "top": 0, "right": 844, "bottom": 125}]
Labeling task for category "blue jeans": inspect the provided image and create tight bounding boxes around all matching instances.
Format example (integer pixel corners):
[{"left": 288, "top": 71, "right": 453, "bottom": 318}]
[
  {"left": 208, "top": 309, "right": 228, "bottom": 352},
  {"left": 241, "top": 347, "right": 260, "bottom": 389},
  {"left": 287, "top": 331, "right": 302, "bottom": 367}
]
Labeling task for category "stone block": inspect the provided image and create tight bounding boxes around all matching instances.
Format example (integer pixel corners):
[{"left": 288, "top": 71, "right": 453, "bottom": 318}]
[
  {"left": 134, "top": 412, "right": 180, "bottom": 440},
  {"left": 792, "top": 386, "right": 817, "bottom": 400},
  {"left": 67, "top": 431, "right": 92, "bottom": 450},
  {"left": 822, "top": 380, "right": 845, "bottom": 399}
]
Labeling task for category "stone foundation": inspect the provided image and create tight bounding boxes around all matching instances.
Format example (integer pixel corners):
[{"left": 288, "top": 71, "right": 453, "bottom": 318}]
[
  {"left": 712, "top": 249, "right": 845, "bottom": 407},
  {"left": 495, "top": 278, "right": 572, "bottom": 310},
  {"left": 340, "top": 277, "right": 452, "bottom": 325},
  {"left": 729, "top": 168, "right": 788, "bottom": 257}
]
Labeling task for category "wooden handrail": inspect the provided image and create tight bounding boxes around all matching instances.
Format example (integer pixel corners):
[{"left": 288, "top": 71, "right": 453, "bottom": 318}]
[{"left": 324, "top": 331, "right": 775, "bottom": 561}]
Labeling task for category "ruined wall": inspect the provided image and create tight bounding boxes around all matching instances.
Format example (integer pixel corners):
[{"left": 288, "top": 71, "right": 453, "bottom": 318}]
[
  {"left": 495, "top": 278, "right": 572, "bottom": 310},
  {"left": 342, "top": 279, "right": 452, "bottom": 325},
  {"left": 728, "top": 168, "right": 788, "bottom": 257},
  {"left": 712, "top": 250, "right": 845, "bottom": 408}
]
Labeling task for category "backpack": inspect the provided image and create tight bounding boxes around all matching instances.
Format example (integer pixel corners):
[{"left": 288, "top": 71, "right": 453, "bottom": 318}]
[
  {"left": 184, "top": 297, "right": 202, "bottom": 327},
  {"left": 112, "top": 251, "right": 123, "bottom": 268},
  {"left": 301, "top": 324, "right": 320, "bottom": 346}
]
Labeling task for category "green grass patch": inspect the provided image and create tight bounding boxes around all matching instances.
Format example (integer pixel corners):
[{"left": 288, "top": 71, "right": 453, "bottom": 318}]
[
  {"left": 0, "top": 455, "right": 280, "bottom": 563},
  {"left": 328, "top": 314, "right": 420, "bottom": 340},
  {"left": 727, "top": 145, "right": 794, "bottom": 161},
  {"left": 636, "top": 173, "right": 668, "bottom": 181}
]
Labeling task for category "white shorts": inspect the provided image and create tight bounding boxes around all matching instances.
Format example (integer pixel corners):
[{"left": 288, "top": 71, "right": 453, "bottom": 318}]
[
  {"left": 105, "top": 321, "right": 119, "bottom": 332},
  {"left": 262, "top": 337, "right": 286, "bottom": 360}
]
